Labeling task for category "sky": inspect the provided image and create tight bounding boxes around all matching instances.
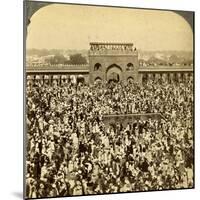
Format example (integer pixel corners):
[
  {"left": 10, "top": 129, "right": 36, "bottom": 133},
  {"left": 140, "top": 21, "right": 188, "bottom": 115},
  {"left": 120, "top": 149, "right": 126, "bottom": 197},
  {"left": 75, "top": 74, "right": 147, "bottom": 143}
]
[{"left": 27, "top": 4, "right": 193, "bottom": 51}]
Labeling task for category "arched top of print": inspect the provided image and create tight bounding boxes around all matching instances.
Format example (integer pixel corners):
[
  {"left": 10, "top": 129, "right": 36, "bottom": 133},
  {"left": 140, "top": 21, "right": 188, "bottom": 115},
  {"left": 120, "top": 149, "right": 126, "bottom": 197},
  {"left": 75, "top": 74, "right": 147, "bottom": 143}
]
[
  {"left": 26, "top": 3, "right": 193, "bottom": 51},
  {"left": 26, "top": 2, "right": 193, "bottom": 32}
]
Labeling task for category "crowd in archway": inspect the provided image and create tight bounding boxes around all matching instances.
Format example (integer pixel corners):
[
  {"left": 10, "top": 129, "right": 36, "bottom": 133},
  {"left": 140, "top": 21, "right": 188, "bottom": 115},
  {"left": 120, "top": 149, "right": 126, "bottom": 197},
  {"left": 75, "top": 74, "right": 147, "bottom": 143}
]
[{"left": 26, "top": 76, "right": 193, "bottom": 198}]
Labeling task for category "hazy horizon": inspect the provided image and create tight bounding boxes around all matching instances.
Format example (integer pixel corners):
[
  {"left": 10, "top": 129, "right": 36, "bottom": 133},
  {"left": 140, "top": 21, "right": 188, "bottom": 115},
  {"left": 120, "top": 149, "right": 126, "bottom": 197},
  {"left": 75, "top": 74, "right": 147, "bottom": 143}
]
[{"left": 27, "top": 48, "right": 193, "bottom": 52}]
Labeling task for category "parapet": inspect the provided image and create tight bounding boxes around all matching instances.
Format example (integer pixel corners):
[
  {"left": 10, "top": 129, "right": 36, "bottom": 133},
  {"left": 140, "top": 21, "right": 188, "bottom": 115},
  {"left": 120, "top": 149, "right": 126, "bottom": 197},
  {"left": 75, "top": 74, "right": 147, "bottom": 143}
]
[{"left": 89, "top": 42, "right": 138, "bottom": 56}]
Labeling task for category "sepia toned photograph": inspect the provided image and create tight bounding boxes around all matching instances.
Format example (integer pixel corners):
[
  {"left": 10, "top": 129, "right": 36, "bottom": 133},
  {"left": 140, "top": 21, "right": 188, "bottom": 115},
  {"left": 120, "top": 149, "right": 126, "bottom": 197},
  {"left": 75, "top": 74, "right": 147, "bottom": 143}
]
[{"left": 24, "top": 1, "right": 194, "bottom": 199}]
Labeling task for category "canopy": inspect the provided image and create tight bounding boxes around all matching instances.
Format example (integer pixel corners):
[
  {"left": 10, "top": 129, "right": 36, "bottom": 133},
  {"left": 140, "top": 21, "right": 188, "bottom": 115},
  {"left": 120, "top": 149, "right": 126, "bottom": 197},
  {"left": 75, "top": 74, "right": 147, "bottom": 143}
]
[
  {"left": 44, "top": 75, "right": 49, "bottom": 79},
  {"left": 53, "top": 75, "right": 59, "bottom": 79},
  {"left": 35, "top": 75, "right": 41, "bottom": 80},
  {"left": 26, "top": 75, "right": 33, "bottom": 80},
  {"left": 61, "top": 75, "right": 67, "bottom": 79}
]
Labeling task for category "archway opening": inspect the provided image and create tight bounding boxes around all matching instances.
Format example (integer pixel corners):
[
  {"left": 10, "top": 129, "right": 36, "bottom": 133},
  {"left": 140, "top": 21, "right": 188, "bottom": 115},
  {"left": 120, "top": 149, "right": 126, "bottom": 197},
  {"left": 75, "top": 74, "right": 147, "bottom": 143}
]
[
  {"left": 94, "top": 77, "right": 102, "bottom": 85},
  {"left": 142, "top": 73, "right": 148, "bottom": 84},
  {"left": 94, "top": 63, "right": 102, "bottom": 71},
  {"left": 77, "top": 75, "right": 85, "bottom": 85},
  {"left": 127, "top": 76, "right": 134, "bottom": 84},
  {"left": 126, "top": 63, "right": 134, "bottom": 71},
  {"left": 106, "top": 64, "right": 122, "bottom": 83}
]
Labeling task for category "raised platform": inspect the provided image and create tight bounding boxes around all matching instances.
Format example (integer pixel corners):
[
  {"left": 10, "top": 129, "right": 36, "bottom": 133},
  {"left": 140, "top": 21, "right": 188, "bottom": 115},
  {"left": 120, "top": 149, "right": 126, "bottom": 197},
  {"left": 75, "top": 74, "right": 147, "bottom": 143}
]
[{"left": 103, "top": 113, "right": 165, "bottom": 127}]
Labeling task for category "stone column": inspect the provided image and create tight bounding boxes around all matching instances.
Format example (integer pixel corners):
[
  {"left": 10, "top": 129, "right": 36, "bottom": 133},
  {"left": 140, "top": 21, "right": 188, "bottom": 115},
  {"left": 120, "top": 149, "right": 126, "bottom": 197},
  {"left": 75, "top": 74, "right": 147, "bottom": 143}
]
[{"left": 170, "top": 73, "right": 174, "bottom": 82}]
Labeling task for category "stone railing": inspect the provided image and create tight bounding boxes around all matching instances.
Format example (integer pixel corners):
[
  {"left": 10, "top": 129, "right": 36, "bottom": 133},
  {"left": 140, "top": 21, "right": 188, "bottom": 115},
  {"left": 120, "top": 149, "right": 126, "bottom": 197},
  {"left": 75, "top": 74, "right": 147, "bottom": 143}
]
[
  {"left": 26, "top": 64, "right": 89, "bottom": 71},
  {"left": 138, "top": 65, "right": 193, "bottom": 72},
  {"left": 89, "top": 49, "right": 138, "bottom": 56},
  {"left": 89, "top": 42, "right": 137, "bottom": 56}
]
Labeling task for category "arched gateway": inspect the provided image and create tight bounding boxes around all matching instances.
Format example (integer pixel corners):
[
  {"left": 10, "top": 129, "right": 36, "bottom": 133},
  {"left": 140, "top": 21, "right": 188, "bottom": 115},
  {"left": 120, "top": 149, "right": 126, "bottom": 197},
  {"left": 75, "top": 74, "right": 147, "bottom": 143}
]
[
  {"left": 26, "top": 42, "right": 193, "bottom": 86},
  {"left": 106, "top": 64, "right": 122, "bottom": 82},
  {"left": 88, "top": 42, "right": 139, "bottom": 83}
]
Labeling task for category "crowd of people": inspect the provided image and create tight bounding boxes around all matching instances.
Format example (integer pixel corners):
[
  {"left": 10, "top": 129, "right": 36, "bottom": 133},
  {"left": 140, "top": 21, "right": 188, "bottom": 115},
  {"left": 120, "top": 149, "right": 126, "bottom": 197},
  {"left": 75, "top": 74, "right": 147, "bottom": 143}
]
[{"left": 25, "top": 76, "right": 193, "bottom": 198}]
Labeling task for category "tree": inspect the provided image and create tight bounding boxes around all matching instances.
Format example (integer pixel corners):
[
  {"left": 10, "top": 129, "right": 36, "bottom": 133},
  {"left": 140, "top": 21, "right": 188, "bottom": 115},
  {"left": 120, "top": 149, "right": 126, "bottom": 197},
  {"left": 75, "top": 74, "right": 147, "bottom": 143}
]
[
  {"left": 44, "top": 53, "right": 87, "bottom": 65},
  {"left": 45, "top": 54, "right": 67, "bottom": 65},
  {"left": 69, "top": 54, "right": 87, "bottom": 65}
]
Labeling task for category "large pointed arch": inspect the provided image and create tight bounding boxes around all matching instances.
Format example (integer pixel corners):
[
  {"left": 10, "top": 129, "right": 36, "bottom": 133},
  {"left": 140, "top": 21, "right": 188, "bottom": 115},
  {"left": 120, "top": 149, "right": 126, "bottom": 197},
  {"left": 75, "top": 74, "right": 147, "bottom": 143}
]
[{"left": 106, "top": 64, "right": 122, "bottom": 82}]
